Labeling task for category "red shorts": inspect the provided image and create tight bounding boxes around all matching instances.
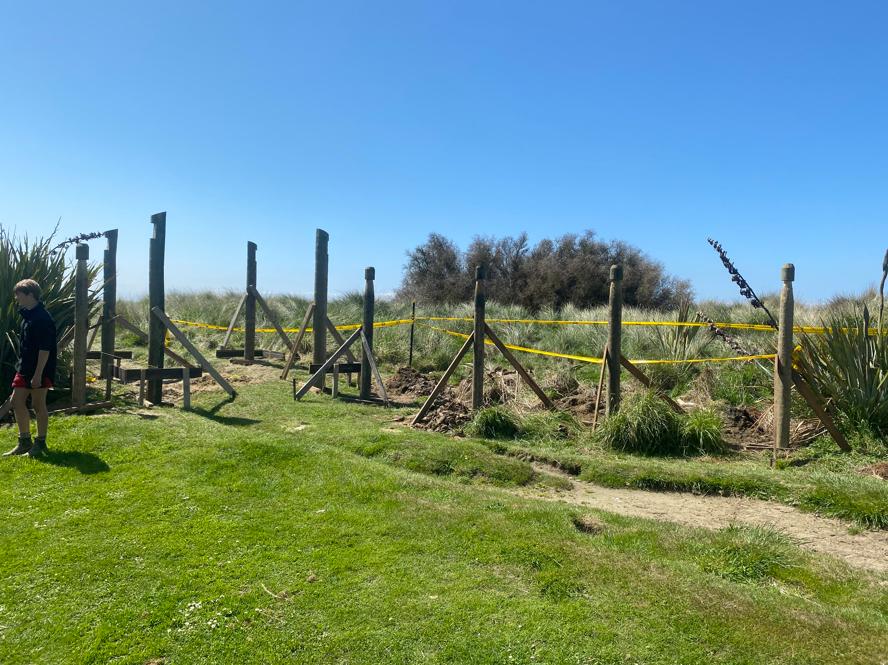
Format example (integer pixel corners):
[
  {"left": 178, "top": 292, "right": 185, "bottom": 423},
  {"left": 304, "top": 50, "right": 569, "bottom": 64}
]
[{"left": 11, "top": 373, "right": 53, "bottom": 389}]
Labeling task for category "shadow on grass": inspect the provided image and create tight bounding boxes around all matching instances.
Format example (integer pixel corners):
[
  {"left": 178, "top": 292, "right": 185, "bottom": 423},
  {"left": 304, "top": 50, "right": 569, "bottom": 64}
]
[
  {"left": 191, "top": 396, "right": 261, "bottom": 427},
  {"left": 38, "top": 450, "right": 110, "bottom": 474}
]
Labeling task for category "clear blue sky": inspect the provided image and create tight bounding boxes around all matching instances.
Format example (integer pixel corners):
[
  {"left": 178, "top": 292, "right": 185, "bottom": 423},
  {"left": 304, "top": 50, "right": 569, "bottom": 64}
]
[{"left": 1, "top": 1, "right": 886, "bottom": 302}]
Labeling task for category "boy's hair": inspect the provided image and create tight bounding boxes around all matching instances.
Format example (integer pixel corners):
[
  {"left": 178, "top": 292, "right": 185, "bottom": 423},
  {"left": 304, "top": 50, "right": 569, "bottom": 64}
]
[{"left": 14, "top": 279, "right": 42, "bottom": 300}]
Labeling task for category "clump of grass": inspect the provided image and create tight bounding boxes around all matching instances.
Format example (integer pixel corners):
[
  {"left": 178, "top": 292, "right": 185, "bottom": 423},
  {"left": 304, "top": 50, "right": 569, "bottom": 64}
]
[
  {"left": 520, "top": 410, "right": 581, "bottom": 444},
  {"left": 697, "top": 525, "right": 798, "bottom": 584},
  {"left": 465, "top": 406, "right": 521, "bottom": 439},
  {"left": 682, "top": 408, "right": 727, "bottom": 455},
  {"left": 594, "top": 390, "right": 685, "bottom": 456}
]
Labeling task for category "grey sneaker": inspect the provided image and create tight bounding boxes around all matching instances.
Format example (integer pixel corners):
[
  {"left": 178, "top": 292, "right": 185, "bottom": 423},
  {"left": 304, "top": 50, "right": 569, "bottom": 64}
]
[
  {"left": 28, "top": 438, "right": 47, "bottom": 458},
  {"left": 3, "top": 436, "right": 32, "bottom": 457}
]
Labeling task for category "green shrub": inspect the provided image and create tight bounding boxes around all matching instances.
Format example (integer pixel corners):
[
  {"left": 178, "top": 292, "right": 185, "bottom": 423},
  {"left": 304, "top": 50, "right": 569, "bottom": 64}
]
[
  {"left": 682, "top": 408, "right": 727, "bottom": 455},
  {"left": 595, "top": 392, "right": 727, "bottom": 457},
  {"left": 520, "top": 410, "right": 581, "bottom": 443},
  {"left": 595, "top": 390, "right": 685, "bottom": 455},
  {"left": 794, "top": 310, "right": 888, "bottom": 437},
  {"left": 465, "top": 406, "right": 521, "bottom": 439},
  {"left": 697, "top": 525, "right": 798, "bottom": 584}
]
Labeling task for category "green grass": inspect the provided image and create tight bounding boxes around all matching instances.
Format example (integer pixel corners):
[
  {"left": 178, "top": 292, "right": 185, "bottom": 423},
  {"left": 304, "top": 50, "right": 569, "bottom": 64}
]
[{"left": 1, "top": 378, "right": 887, "bottom": 663}]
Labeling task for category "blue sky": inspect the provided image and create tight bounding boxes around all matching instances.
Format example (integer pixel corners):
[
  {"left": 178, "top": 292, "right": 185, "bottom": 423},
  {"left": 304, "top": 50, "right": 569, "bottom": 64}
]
[{"left": 1, "top": 1, "right": 886, "bottom": 302}]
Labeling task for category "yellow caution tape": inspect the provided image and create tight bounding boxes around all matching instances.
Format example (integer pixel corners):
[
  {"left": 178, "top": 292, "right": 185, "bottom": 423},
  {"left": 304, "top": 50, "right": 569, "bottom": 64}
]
[{"left": 417, "top": 322, "right": 776, "bottom": 365}]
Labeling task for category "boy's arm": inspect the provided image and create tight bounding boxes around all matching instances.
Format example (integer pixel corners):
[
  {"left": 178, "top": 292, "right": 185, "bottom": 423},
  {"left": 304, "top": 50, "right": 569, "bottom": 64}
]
[{"left": 32, "top": 351, "right": 50, "bottom": 388}]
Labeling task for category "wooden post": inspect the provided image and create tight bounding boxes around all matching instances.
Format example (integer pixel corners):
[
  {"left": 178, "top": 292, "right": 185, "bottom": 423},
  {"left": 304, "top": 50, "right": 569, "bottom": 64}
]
[
  {"left": 147, "top": 212, "right": 167, "bottom": 405},
  {"left": 72, "top": 243, "right": 89, "bottom": 406},
  {"left": 360, "top": 267, "right": 375, "bottom": 400},
  {"left": 182, "top": 367, "right": 191, "bottom": 411},
  {"left": 138, "top": 370, "right": 146, "bottom": 406},
  {"left": 408, "top": 301, "right": 416, "bottom": 368},
  {"left": 606, "top": 264, "right": 623, "bottom": 416},
  {"left": 775, "top": 263, "right": 794, "bottom": 450},
  {"left": 472, "top": 265, "right": 486, "bottom": 410},
  {"left": 244, "top": 241, "right": 258, "bottom": 363},
  {"left": 312, "top": 229, "right": 329, "bottom": 388},
  {"left": 99, "top": 229, "right": 117, "bottom": 379}
]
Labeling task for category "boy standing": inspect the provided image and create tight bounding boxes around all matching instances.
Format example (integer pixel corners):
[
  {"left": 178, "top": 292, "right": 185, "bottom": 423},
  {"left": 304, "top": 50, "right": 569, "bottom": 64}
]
[{"left": 4, "top": 279, "right": 57, "bottom": 457}]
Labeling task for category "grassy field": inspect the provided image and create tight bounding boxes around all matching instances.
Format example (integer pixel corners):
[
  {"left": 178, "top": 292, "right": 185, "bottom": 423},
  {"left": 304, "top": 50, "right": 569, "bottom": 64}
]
[{"left": 1, "top": 377, "right": 887, "bottom": 664}]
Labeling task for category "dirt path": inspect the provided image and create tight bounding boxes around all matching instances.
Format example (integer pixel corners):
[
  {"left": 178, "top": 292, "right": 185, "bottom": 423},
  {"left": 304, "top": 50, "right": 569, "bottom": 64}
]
[{"left": 514, "top": 463, "right": 888, "bottom": 574}]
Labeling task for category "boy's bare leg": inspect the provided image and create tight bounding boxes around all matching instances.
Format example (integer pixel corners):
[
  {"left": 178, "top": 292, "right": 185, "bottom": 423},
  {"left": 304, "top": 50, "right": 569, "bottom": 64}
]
[
  {"left": 12, "top": 388, "right": 31, "bottom": 436},
  {"left": 31, "top": 389, "right": 48, "bottom": 439},
  {"left": 28, "top": 389, "right": 49, "bottom": 457},
  {"left": 4, "top": 389, "right": 32, "bottom": 456}
]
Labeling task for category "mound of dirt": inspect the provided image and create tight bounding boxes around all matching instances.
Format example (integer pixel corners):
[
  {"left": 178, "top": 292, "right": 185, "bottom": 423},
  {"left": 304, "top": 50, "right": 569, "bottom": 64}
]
[
  {"left": 555, "top": 386, "right": 601, "bottom": 422},
  {"left": 454, "top": 367, "right": 522, "bottom": 406},
  {"left": 385, "top": 367, "right": 437, "bottom": 396},
  {"left": 412, "top": 392, "right": 471, "bottom": 433},
  {"left": 860, "top": 462, "right": 888, "bottom": 480},
  {"left": 723, "top": 405, "right": 771, "bottom": 446}
]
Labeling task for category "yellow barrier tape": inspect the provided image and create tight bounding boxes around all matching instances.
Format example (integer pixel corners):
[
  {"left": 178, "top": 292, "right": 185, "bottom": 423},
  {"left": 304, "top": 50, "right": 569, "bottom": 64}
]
[
  {"left": 417, "top": 322, "right": 776, "bottom": 365},
  {"left": 169, "top": 318, "right": 414, "bottom": 335},
  {"left": 415, "top": 316, "right": 886, "bottom": 335}
]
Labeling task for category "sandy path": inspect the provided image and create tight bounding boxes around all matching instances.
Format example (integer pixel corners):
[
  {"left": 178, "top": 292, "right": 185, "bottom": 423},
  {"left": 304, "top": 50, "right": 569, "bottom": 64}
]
[{"left": 514, "top": 463, "right": 888, "bottom": 574}]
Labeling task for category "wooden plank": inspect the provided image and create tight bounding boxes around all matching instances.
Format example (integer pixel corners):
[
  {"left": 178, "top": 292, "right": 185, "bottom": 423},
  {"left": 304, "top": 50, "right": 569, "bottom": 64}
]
[
  {"left": 294, "top": 327, "right": 362, "bottom": 400},
  {"left": 87, "top": 350, "right": 133, "bottom": 360},
  {"left": 48, "top": 401, "right": 113, "bottom": 415},
  {"left": 215, "top": 349, "right": 279, "bottom": 359},
  {"left": 151, "top": 307, "right": 237, "bottom": 398},
  {"left": 280, "top": 303, "right": 314, "bottom": 380},
  {"left": 792, "top": 371, "right": 851, "bottom": 452},
  {"left": 114, "top": 365, "right": 203, "bottom": 383},
  {"left": 221, "top": 292, "right": 247, "bottom": 350},
  {"left": 484, "top": 324, "right": 553, "bottom": 409},
  {"left": 115, "top": 316, "right": 194, "bottom": 368},
  {"left": 248, "top": 286, "right": 293, "bottom": 350},
  {"left": 619, "top": 355, "right": 685, "bottom": 415},
  {"left": 309, "top": 362, "right": 362, "bottom": 374},
  {"left": 361, "top": 330, "right": 389, "bottom": 406},
  {"left": 411, "top": 331, "right": 475, "bottom": 425}
]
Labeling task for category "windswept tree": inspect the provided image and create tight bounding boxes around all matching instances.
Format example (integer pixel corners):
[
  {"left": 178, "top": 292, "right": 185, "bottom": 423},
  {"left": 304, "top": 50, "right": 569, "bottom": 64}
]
[{"left": 399, "top": 230, "right": 691, "bottom": 311}]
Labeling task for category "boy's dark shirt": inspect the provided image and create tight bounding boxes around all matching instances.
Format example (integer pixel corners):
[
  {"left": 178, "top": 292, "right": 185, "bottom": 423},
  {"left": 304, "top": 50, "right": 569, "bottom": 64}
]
[{"left": 16, "top": 303, "right": 57, "bottom": 382}]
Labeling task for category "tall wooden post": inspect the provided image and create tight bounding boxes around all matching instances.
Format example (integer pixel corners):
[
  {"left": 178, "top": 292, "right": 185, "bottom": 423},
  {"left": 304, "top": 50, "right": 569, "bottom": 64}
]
[
  {"left": 775, "top": 263, "right": 795, "bottom": 450},
  {"left": 360, "top": 267, "right": 376, "bottom": 400},
  {"left": 472, "top": 265, "right": 486, "bottom": 410},
  {"left": 312, "top": 229, "right": 329, "bottom": 387},
  {"left": 606, "top": 264, "right": 623, "bottom": 416},
  {"left": 99, "top": 229, "right": 117, "bottom": 380},
  {"left": 147, "top": 212, "right": 166, "bottom": 404},
  {"left": 72, "top": 244, "right": 89, "bottom": 406},
  {"left": 408, "top": 301, "right": 416, "bottom": 368},
  {"left": 244, "top": 241, "right": 258, "bottom": 363}
]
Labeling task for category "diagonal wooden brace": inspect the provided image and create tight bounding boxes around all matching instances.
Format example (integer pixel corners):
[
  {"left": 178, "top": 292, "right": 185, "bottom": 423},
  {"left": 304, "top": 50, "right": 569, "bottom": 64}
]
[
  {"left": 295, "top": 327, "right": 362, "bottom": 400},
  {"left": 280, "top": 303, "right": 315, "bottom": 380},
  {"left": 411, "top": 332, "right": 475, "bottom": 425},
  {"left": 484, "top": 324, "right": 553, "bottom": 409},
  {"left": 360, "top": 330, "right": 389, "bottom": 406}
]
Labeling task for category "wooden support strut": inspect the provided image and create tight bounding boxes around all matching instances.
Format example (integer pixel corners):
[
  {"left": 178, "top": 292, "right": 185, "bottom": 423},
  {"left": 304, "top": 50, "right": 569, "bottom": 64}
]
[
  {"left": 221, "top": 293, "right": 247, "bottom": 350},
  {"left": 411, "top": 332, "right": 475, "bottom": 425},
  {"left": 115, "top": 316, "right": 194, "bottom": 368},
  {"left": 591, "top": 344, "right": 608, "bottom": 429},
  {"left": 294, "top": 327, "right": 362, "bottom": 400},
  {"left": 280, "top": 303, "right": 315, "bottom": 380},
  {"left": 326, "top": 318, "right": 358, "bottom": 385},
  {"left": 619, "top": 355, "right": 685, "bottom": 415},
  {"left": 248, "top": 286, "right": 293, "bottom": 350},
  {"left": 791, "top": 371, "right": 851, "bottom": 452},
  {"left": 151, "top": 307, "right": 237, "bottom": 398},
  {"left": 360, "top": 329, "right": 389, "bottom": 406},
  {"left": 484, "top": 324, "right": 553, "bottom": 409}
]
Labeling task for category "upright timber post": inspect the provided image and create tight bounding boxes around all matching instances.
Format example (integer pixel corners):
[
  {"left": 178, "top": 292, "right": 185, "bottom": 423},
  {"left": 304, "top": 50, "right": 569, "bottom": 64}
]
[
  {"left": 472, "top": 265, "right": 486, "bottom": 410},
  {"left": 360, "top": 267, "right": 375, "bottom": 400},
  {"left": 606, "top": 264, "right": 623, "bottom": 416},
  {"left": 408, "top": 300, "right": 416, "bottom": 368},
  {"left": 774, "top": 263, "right": 795, "bottom": 450},
  {"left": 244, "top": 241, "right": 258, "bottom": 363},
  {"left": 99, "top": 229, "right": 118, "bottom": 380},
  {"left": 72, "top": 243, "right": 89, "bottom": 406},
  {"left": 312, "top": 229, "right": 330, "bottom": 388},
  {"left": 148, "top": 212, "right": 167, "bottom": 405}
]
